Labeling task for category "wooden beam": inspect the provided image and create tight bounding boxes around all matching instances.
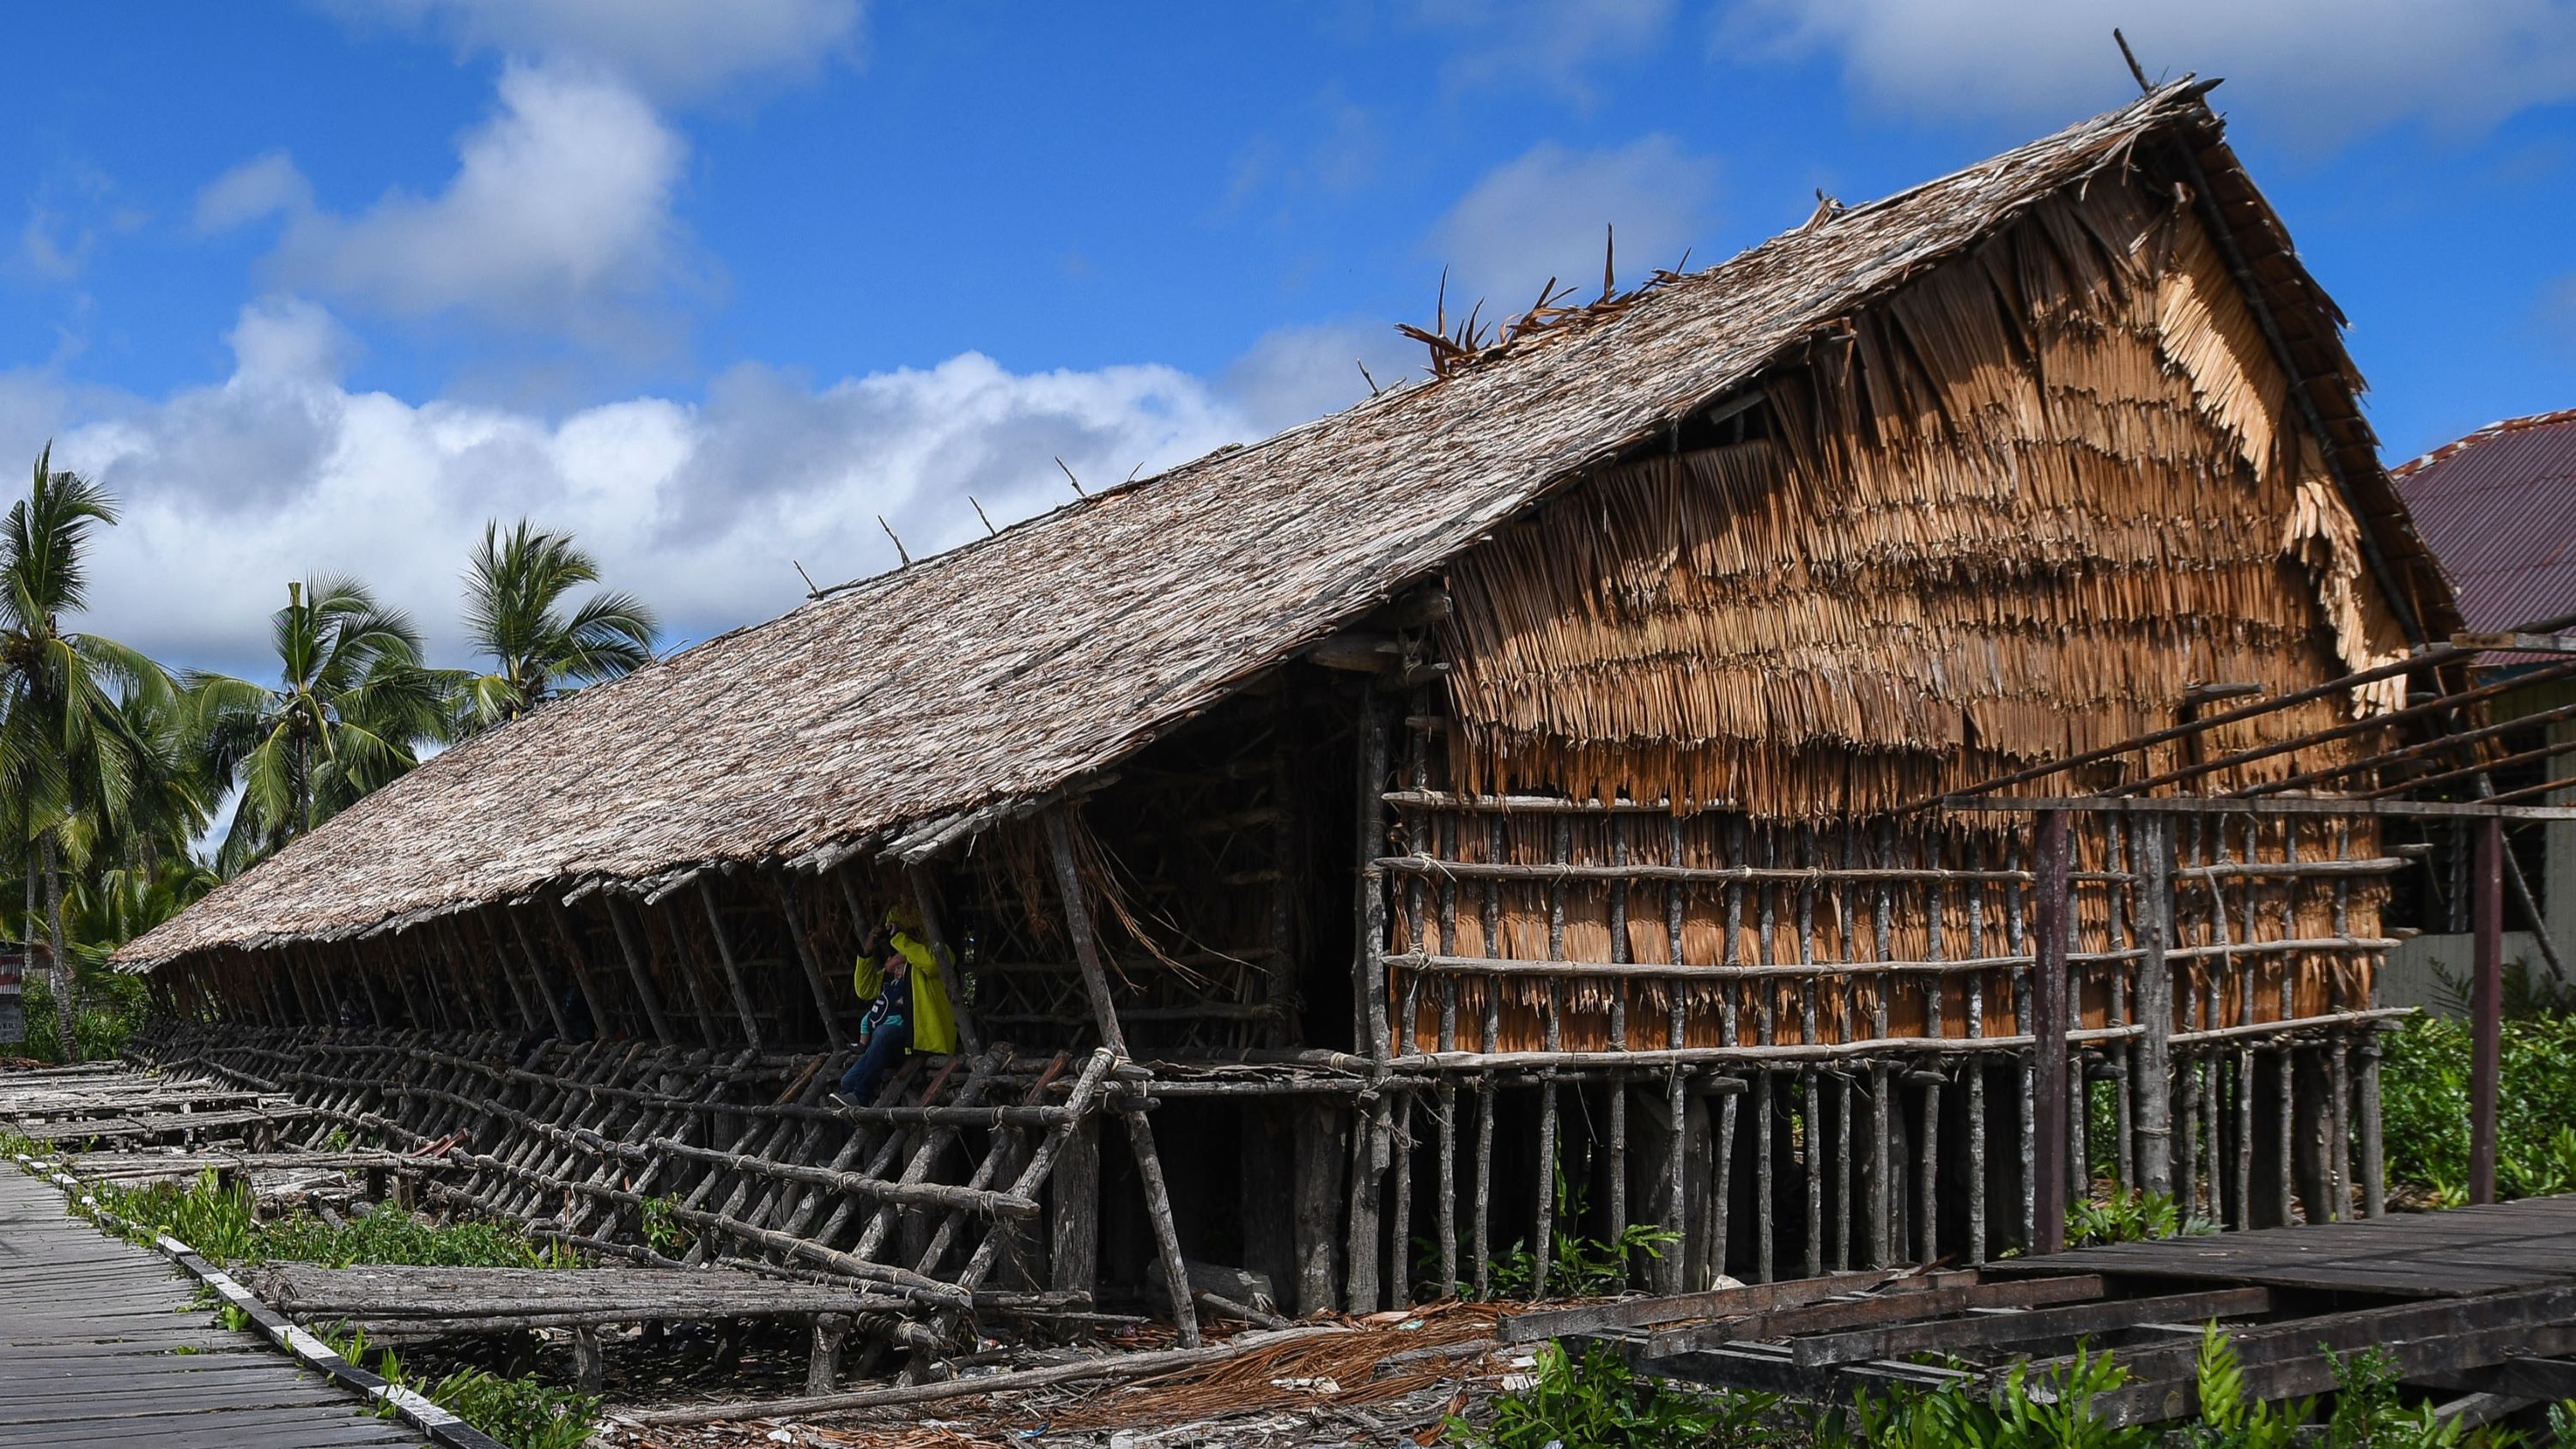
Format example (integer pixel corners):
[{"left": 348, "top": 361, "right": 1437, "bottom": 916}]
[
  {"left": 695, "top": 881, "right": 766, "bottom": 1050},
  {"left": 1794, "top": 1287, "right": 2271, "bottom": 1367}
]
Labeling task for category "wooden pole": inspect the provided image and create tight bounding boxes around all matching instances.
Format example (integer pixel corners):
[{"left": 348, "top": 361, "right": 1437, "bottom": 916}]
[
  {"left": 1051, "top": 1112, "right": 1100, "bottom": 1300},
  {"left": 2136, "top": 815, "right": 2175, "bottom": 1197},
  {"left": 1349, "top": 699, "right": 1391, "bottom": 1309},
  {"left": 773, "top": 876, "right": 851, "bottom": 1050},
  {"left": 695, "top": 882, "right": 766, "bottom": 1049},
  {"left": 1042, "top": 809, "right": 1128, "bottom": 1058},
  {"left": 605, "top": 895, "right": 679, "bottom": 1046},
  {"left": 2470, "top": 814, "right": 2504, "bottom": 1206},
  {"left": 1040, "top": 805, "right": 1194, "bottom": 1344},
  {"left": 545, "top": 900, "right": 615, "bottom": 1040},
  {"left": 2032, "top": 809, "right": 2070, "bottom": 1257}
]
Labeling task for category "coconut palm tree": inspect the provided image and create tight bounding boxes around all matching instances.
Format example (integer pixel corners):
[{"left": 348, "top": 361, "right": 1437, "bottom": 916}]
[
  {"left": 194, "top": 576, "right": 453, "bottom": 875},
  {"left": 0, "top": 446, "right": 170, "bottom": 1060},
  {"left": 456, "top": 519, "right": 658, "bottom": 733}
]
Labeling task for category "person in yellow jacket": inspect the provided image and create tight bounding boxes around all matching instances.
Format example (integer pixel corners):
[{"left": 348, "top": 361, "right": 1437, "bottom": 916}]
[{"left": 829, "top": 904, "right": 957, "bottom": 1110}]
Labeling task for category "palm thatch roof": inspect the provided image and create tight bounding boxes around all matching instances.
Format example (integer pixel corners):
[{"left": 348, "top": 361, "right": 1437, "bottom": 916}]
[{"left": 118, "top": 79, "right": 2449, "bottom": 971}]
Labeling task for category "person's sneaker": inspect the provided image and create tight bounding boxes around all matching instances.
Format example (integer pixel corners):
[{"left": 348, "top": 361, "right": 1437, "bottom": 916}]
[{"left": 828, "top": 1092, "right": 861, "bottom": 1113}]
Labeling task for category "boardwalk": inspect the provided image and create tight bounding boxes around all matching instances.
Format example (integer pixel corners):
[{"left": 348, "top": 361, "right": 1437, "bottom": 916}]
[{"left": 0, "top": 1168, "right": 420, "bottom": 1449}]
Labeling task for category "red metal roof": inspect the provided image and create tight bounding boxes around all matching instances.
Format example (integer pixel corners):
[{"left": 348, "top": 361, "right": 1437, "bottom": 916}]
[{"left": 2391, "top": 409, "right": 2576, "bottom": 632}]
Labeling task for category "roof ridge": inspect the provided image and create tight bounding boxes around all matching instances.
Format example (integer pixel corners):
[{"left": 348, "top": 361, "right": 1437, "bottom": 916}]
[{"left": 2391, "top": 406, "right": 2576, "bottom": 482}]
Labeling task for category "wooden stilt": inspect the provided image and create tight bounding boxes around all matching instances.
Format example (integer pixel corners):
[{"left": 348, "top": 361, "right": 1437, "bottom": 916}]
[
  {"left": 2357, "top": 1032, "right": 2385, "bottom": 1218},
  {"left": 1291, "top": 1103, "right": 1344, "bottom": 1315},
  {"left": 1472, "top": 1078, "right": 1494, "bottom": 1297},
  {"left": 2136, "top": 815, "right": 2175, "bottom": 1197},
  {"left": 1051, "top": 1112, "right": 1100, "bottom": 1300},
  {"left": 1388, "top": 1087, "right": 1413, "bottom": 1308},
  {"left": 2032, "top": 810, "right": 2069, "bottom": 1257},
  {"left": 1437, "top": 1080, "right": 1459, "bottom": 1296},
  {"left": 1042, "top": 805, "right": 1194, "bottom": 1345}
]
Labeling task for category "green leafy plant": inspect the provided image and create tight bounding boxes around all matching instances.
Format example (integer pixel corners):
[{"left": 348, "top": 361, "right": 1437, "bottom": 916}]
[
  {"left": 637, "top": 1194, "right": 694, "bottom": 1256},
  {"left": 2382, "top": 1009, "right": 2576, "bottom": 1203},
  {"left": 1457, "top": 1166, "right": 1681, "bottom": 1301},
  {"left": 2068, "top": 1187, "right": 2204, "bottom": 1248},
  {"left": 1445, "top": 1341, "right": 1776, "bottom": 1449},
  {"left": 322, "top": 1324, "right": 597, "bottom": 1449},
  {"left": 2176, "top": 1324, "right": 2309, "bottom": 1449},
  {"left": 76, "top": 1168, "right": 574, "bottom": 1269}
]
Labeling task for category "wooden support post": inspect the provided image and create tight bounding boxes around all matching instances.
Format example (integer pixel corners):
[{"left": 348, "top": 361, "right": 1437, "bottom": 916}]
[
  {"left": 696, "top": 881, "right": 765, "bottom": 1050},
  {"left": 504, "top": 912, "right": 574, "bottom": 1040},
  {"left": 605, "top": 895, "right": 679, "bottom": 1046},
  {"left": 809, "top": 1314, "right": 851, "bottom": 1394},
  {"left": 572, "top": 1327, "right": 605, "bottom": 1396},
  {"left": 1121, "top": 1105, "right": 1201, "bottom": 1348},
  {"left": 545, "top": 900, "right": 614, "bottom": 1040},
  {"left": 2032, "top": 809, "right": 2070, "bottom": 1257},
  {"left": 2470, "top": 814, "right": 2504, "bottom": 1206},
  {"left": 1042, "top": 805, "right": 1194, "bottom": 1345},
  {"left": 2357, "top": 1032, "right": 2386, "bottom": 1218},
  {"left": 1292, "top": 1101, "right": 1345, "bottom": 1315},
  {"left": 1471, "top": 1079, "right": 1494, "bottom": 1298},
  {"left": 1349, "top": 699, "right": 1392, "bottom": 1308},
  {"left": 1042, "top": 809, "right": 1129, "bottom": 1058},
  {"left": 1050, "top": 1112, "right": 1100, "bottom": 1300},
  {"left": 773, "top": 876, "right": 851, "bottom": 1050},
  {"left": 2136, "top": 813, "right": 2175, "bottom": 1197}
]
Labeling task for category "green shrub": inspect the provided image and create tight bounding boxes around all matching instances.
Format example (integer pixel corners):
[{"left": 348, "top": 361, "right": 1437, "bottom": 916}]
[
  {"left": 1450, "top": 1165, "right": 1680, "bottom": 1301},
  {"left": 1817, "top": 1326, "right": 2537, "bottom": 1449},
  {"left": 76, "top": 1168, "right": 574, "bottom": 1269},
  {"left": 2068, "top": 1187, "right": 2198, "bottom": 1248},
  {"left": 15, "top": 969, "right": 147, "bottom": 1064},
  {"left": 1446, "top": 1341, "right": 1776, "bottom": 1449},
  {"left": 323, "top": 1325, "right": 598, "bottom": 1449},
  {"left": 2381, "top": 1010, "right": 2576, "bottom": 1203}
]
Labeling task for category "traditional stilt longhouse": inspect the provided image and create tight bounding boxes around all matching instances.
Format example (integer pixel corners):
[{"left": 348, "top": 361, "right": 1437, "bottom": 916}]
[{"left": 112, "top": 80, "right": 2464, "bottom": 1361}]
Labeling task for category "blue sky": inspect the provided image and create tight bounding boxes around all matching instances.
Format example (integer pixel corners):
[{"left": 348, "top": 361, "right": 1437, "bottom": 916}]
[{"left": 9, "top": 1, "right": 2576, "bottom": 678}]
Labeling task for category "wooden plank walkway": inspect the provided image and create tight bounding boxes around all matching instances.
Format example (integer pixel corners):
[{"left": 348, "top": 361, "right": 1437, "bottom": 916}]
[
  {"left": 1995, "top": 1193, "right": 2576, "bottom": 1298},
  {"left": 0, "top": 1168, "right": 422, "bottom": 1448}
]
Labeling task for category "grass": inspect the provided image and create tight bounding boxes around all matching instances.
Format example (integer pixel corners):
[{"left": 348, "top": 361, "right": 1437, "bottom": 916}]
[{"left": 70, "top": 1167, "right": 578, "bottom": 1269}]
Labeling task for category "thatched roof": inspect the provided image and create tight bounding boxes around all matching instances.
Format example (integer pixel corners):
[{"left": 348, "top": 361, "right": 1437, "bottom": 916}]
[{"left": 119, "top": 79, "right": 2446, "bottom": 971}]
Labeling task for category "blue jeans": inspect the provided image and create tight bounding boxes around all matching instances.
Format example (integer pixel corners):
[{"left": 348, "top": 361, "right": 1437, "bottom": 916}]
[{"left": 839, "top": 1022, "right": 912, "bottom": 1105}]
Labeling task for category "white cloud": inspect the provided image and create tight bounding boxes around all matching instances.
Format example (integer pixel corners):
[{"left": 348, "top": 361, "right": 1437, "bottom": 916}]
[
  {"left": 1, "top": 300, "right": 1258, "bottom": 673},
  {"left": 322, "top": 0, "right": 863, "bottom": 102},
  {"left": 1418, "top": 0, "right": 1675, "bottom": 100},
  {"left": 203, "top": 64, "right": 690, "bottom": 341},
  {"left": 1428, "top": 135, "right": 1718, "bottom": 318},
  {"left": 193, "top": 153, "right": 312, "bottom": 233},
  {"left": 226, "top": 296, "right": 356, "bottom": 384},
  {"left": 12, "top": 162, "right": 148, "bottom": 283},
  {"left": 1723, "top": 0, "right": 2576, "bottom": 140}
]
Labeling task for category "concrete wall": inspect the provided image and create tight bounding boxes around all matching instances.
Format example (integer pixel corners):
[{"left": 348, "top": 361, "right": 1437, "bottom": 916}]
[{"left": 2382, "top": 931, "right": 2541, "bottom": 1016}]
